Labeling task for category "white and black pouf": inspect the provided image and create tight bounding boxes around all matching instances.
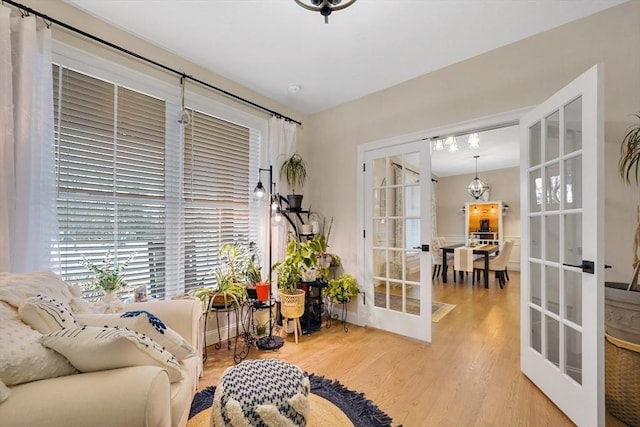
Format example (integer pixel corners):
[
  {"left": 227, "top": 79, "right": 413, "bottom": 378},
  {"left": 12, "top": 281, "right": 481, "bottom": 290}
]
[{"left": 211, "top": 359, "right": 310, "bottom": 427}]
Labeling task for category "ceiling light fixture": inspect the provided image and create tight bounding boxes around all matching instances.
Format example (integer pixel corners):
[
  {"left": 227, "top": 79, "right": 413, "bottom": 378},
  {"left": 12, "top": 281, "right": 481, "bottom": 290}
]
[
  {"left": 433, "top": 139, "right": 444, "bottom": 151},
  {"left": 294, "top": 0, "right": 357, "bottom": 24},
  {"left": 446, "top": 137, "right": 458, "bottom": 153},
  {"left": 468, "top": 133, "right": 480, "bottom": 148},
  {"left": 468, "top": 155, "right": 489, "bottom": 200}
]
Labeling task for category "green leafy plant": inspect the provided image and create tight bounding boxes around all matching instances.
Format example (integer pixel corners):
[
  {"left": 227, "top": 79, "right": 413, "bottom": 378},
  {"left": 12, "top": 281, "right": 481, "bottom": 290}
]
[
  {"left": 618, "top": 113, "right": 640, "bottom": 184},
  {"left": 326, "top": 274, "right": 359, "bottom": 303},
  {"left": 190, "top": 242, "right": 252, "bottom": 309},
  {"left": 82, "top": 251, "right": 133, "bottom": 294},
  {"left": 279, "top": 153, "right": 308, "bottom": 194},
  {"left": 272, "top": 237, "right": 317, "bottom": 293}
]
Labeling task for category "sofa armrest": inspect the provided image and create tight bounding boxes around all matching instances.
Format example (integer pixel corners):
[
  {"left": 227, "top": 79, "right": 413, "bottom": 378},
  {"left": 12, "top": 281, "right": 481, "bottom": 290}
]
[{"left": 125, "top": 299, "right": 201, "bottom": 349}]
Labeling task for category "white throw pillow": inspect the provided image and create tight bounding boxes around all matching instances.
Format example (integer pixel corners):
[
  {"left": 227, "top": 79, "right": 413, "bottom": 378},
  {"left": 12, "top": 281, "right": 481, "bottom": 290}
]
[
  {"left": 42, "top": 326, "right": 184, "bottom": 383},
  {"left": 19, "top": 295, "right": 80, "bottom": 334},
  {"left": 0, "top": 271, "right": 74, "bottom": 308},
  {"left": 0, "top": 379, "right": 10, "bottom": 403},
  {"left": 76, "top": 310, "right": 196, "bottom": 361},
  {"left": 0, "top": 302, "right": 77, "bottom": 386}
]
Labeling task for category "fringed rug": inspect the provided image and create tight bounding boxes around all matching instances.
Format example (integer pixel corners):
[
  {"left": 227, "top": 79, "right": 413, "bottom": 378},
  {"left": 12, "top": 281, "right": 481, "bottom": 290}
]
[{"left": 188, "top": 373, "right": 394, "bottom": 427}]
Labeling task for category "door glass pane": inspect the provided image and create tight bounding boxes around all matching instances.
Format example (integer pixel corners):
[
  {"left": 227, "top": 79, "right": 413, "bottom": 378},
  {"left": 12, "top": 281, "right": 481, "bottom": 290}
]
[
  {"left": 565, "top": 325, "right": 582, "bottom": 385},
  {"left": 373, "top": 219, "right": 387, "bottom": 246},
  {"left": 547, "top": 316, "right": 560, "bottom": 368},
  {"left": 373, "top": 248, "right": 386, "bottom": 278},
  {"left": 564, "top": 96, "right": 582, "bottom": 154},
  {"left": 388, "top": 219, "right": 402, "bottom": 248},
  {"left": 389, "top": 283, "right": 404, "bottom": 313},
  {"left": 405, "top": 219, "right": 420, "bottom": 249},
  {"left": 545, "top": 110, "right": 560, "bottom": 161},
  {"left": 545, "top": 214, "right": 560, "bottom": 263},
  {"left": 530, "top": 262, "right": 542, "bottom": 307},
  {"left": 390, "top": 186, "right": 403, "bottom": 217},
  {"left": 531, "top": 308, "right": 542, "bottom": 354},
  {"left": 564, "top": 213, "right": 582, "bottom": 266},
  {"left": 406, "top": 250, "right": 420, "bottom": 283},
  {"left": 546, "top": 162, "right": 561, "bottom": 210},
  {"left": 529, "top": 121, "right": 542, "bottom": 167},
  {"left": 565, "top": 155, "right": 582, "bottom": 209},
  {"left": 374, "top": 188, "right": 386, "bottom": 217},
  {"left": 404, "top": 153, "right": 420, "bottom": 184},
  {"left": 546, "top": 265, "right": 560, "bottom": 315},
  {"left": 530, "top": 216, "right": 542, "bottom": 259},
  {"left": 530, "top": 169, "right": 542, "bottom": 213},
  {"left": 564, "top": 269, "right": 582, "bottom": 326},
  {"left": 406, "top": 282, "right": 420, "bottom": 315},
  {"left": 374, "top": 278, "right": 387, "bottom": 309},
  {"left": 388, "top": 250, "right": 403, "bottom": 280},
  {"left": 373, "top": 158, "right": 387, "bottom": 187}
]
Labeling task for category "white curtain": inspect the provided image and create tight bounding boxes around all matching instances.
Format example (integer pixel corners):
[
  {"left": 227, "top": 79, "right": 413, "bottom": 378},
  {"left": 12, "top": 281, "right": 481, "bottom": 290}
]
[
  {"left": 0, "top": 7, "right": 56, "bottom": 273},
  {"left": 266, "top": 116, "right": 296, "bottom": 287}
]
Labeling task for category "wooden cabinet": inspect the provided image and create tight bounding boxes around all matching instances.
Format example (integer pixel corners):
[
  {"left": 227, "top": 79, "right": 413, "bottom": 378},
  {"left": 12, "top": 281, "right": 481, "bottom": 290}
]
[{"left": 465, "top": 201, "right": 504, "bottom": 245}]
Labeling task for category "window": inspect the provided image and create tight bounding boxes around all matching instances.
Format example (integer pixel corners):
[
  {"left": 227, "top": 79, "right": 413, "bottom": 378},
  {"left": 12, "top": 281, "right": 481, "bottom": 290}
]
[{"left": 53, "top": 63, "right": 261, "bottom": 299}]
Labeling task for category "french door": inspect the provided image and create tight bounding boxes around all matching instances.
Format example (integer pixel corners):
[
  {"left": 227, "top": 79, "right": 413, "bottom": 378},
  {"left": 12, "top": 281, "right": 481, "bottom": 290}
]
[
  {"left": 520, "top": 65, "right": 603, "bottom": 426},
  {"left": 362, "top": 140, "right": 431, "bottom": 342}
]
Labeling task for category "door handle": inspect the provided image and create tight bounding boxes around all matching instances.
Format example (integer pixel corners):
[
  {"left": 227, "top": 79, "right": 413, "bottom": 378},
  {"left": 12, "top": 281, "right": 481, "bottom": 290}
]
[
  {"left": 415, "top": 244, "right": 429, "bottom": 252},
  {"left": 561, "top": 260, "right": 611, "bottom": 274}
]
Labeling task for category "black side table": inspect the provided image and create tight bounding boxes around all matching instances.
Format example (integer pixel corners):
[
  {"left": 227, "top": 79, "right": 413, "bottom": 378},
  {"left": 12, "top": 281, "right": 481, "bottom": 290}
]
[{"left": 300, "top": 280, "right": 326, "bottom": 334}]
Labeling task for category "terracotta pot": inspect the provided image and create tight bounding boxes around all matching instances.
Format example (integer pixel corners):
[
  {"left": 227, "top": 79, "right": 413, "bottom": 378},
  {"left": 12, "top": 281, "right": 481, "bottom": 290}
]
[{"left": 256, "top": 282, "right": 270, "bottom": 301}]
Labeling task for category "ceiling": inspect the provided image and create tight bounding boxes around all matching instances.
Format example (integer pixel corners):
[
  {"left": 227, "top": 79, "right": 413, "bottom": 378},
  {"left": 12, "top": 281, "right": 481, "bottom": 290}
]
[
  {"left": 431, "top": 125, "right": 519, "bottom": 178},
  {"left": 58, "top": 0, "right": 622, "bottom": 177},
  {"left": 63, "top": 0, "right": 625, "bottom": 116}
]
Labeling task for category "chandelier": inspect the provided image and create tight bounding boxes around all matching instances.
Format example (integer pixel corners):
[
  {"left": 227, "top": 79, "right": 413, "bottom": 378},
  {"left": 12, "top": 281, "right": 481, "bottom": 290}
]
[
  {"left": 294, "top": 0, "right": 357, "bottom": 24},
  {"left": 468, "top": 155, "right": 489, "bottom": 200},
  {"left": 432, "top": 132, "right": 480, "bottom": 152}
]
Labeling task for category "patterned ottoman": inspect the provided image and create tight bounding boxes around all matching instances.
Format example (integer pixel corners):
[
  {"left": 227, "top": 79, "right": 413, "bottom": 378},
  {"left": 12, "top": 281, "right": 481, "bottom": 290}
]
[{"left": 211, "top": 359, "right": 310, "bottom": 426}]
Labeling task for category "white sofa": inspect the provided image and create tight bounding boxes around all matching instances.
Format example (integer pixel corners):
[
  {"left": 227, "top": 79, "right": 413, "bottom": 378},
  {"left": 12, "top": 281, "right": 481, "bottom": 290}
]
[{"left": 0, "top": 271, "right": 202, "bottom": 427}]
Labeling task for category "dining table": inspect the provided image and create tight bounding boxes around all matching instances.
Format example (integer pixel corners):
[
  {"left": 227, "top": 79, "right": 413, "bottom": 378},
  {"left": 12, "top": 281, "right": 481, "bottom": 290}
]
[{"left": 441, "top": 243, "right": 499, "bottom": 288}]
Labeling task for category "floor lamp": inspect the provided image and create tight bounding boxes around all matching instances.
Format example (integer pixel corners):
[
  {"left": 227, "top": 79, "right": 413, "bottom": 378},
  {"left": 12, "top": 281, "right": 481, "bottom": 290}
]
[{"left": 254, "top": 165, "right": 285, "bottom": 350}]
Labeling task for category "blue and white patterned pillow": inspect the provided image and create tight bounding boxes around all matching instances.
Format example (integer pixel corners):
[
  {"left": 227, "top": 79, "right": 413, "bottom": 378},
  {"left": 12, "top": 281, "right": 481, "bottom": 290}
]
[
  {"left": 42, "top": 325, "right": 184, "bottom": 383},
  {"left": 76, "top": 310, "right": 196, "bottom": 361},
  {"left": 19, "top": 294, "right": 79, "bottom": 334}
]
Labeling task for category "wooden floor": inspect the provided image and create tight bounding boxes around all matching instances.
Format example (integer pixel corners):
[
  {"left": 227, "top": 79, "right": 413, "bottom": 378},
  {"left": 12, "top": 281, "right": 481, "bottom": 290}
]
[{"left": 199, "top": 272, "right": 623, "bottom": 426}]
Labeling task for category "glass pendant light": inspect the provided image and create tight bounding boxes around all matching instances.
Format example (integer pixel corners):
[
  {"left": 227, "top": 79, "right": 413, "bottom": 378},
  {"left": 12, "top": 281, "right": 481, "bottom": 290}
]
[{"left": 467, "top": 155, "right": 489, "bottom": 200}]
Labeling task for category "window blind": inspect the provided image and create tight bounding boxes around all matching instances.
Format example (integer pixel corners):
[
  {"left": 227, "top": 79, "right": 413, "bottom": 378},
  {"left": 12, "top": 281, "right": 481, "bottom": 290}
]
[
  {"left": 183, "top": 110, "right": 255, "bottom": 293},
  {"left": 53, "top": 64, "right": 261, "bottom": 299},
  {"left": 54, "top": 65, "right": 167, "bottom": 299}
]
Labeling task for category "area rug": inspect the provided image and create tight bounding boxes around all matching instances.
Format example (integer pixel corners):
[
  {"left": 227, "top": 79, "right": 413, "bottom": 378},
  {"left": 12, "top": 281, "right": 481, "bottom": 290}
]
[
  {"left": 187, "top": 373, "right": 394, "bottom": 427},
  {"left": 431, "top": 301, "right": 456, "bottom": 322},
  {"left": 373, "top": 290, "right": 455, "bottom": 322}
]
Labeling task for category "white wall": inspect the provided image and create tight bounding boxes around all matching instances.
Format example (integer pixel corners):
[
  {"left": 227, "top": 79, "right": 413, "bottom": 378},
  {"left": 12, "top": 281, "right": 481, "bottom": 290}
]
[{"left": 305, "top": 2, "right": 640, "bottom": 294}]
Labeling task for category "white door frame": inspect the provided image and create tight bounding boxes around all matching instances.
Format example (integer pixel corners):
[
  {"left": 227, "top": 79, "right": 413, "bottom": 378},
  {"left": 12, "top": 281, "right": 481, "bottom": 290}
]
[{"left": 356, "top": 106, "right": 532, "bottom": 330}]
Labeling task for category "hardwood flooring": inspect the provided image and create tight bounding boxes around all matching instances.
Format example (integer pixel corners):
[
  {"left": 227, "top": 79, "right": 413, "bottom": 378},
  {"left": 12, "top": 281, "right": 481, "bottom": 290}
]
[{"left": 198, "top": 272, "right": 622, "bottom": 426}]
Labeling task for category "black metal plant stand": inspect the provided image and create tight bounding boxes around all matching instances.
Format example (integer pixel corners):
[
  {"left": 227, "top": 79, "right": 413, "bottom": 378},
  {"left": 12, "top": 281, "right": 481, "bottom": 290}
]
[{"left": 325, "top": 298, "right": 349, "bottom": 332}]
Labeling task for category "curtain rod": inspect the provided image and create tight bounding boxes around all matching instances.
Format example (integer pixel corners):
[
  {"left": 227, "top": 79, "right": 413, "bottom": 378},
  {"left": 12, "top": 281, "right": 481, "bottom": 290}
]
[{"left": 3, "top": 0, "right": 303, "bottom": 127}]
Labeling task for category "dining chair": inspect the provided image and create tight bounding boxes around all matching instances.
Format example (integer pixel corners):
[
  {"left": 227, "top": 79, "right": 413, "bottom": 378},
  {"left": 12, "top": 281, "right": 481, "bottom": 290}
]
[
  {"left": 472, "top": 240, "right": 514, "bottom": 288},
  {"left": 431, "top": 238, "right": 455, "bottom": 280}
]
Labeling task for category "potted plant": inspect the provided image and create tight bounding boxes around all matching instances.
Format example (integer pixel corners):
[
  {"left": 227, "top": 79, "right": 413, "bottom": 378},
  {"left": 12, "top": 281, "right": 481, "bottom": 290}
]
[
  {"left": 607, "top": 113, "right": 640, "bottom": 425},
  {"left": 326, "top": 273, "right": 359, "bottom": 303},
  {"left": 608, "top": 112, "right": 640, "bottom": 341},
  {"left": 190, "top": 243, "right": 249, "bottom": 309},
  {"left": 82, "top": 251, "right": 134, "bottom": 302},
  {"left": 280, "top": 153, "right": 308, "bottom": 212},
  {"left": 272, "top": 238, "right": 307, "bottom": 335}
]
